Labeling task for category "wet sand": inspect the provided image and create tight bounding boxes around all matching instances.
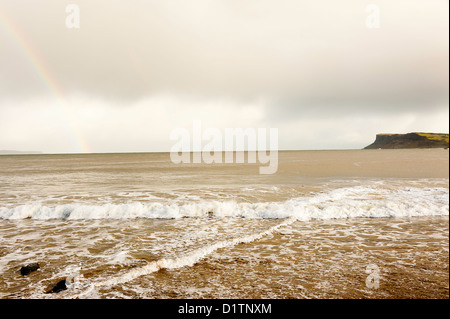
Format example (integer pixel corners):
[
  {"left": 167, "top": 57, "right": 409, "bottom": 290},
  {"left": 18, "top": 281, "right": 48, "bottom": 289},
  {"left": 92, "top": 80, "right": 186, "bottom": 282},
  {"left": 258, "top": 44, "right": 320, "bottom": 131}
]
[
  {"left": 0, "top": 150, "right": 448, "bottom": 299},
  {"left": 22, "top": 216, "right": 443, "bottom": 299},
  {"left": 136, "top": 217, "right": 449, "bottom": 299}
]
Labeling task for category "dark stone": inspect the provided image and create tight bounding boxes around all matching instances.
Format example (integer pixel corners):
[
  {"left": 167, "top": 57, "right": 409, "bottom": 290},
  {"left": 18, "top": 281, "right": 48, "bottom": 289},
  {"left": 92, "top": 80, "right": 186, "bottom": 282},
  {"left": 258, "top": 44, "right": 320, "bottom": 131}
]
[
  {"left": 20, "top": 263, "right": 40, "bottom": 276},
  {"left": 46, "top": 279, "right": 67, "bottom": 294}
]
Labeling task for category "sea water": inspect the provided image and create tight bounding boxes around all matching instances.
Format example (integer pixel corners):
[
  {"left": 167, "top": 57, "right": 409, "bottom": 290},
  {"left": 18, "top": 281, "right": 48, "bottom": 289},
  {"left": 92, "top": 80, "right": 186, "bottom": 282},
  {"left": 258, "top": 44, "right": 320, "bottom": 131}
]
[{"left": 0, "top": 149, "right": 448, "bottom": 298}]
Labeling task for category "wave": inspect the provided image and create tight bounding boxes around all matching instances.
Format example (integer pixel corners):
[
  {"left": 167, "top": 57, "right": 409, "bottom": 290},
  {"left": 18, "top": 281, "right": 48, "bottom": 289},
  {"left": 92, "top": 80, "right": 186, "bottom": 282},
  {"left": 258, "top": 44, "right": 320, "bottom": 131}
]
[
  {"left": 88, "top": 216, "right": 298, "bottom": 290},
  {"left": 0, "top": 186, "right": 448, "bottom": 221}
]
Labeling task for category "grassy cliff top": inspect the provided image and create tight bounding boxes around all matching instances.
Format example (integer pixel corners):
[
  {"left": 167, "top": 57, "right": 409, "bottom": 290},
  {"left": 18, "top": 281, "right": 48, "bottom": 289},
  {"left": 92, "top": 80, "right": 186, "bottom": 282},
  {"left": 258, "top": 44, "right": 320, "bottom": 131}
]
[
  {"left": 415, "top": 133, "right": 449, "bottom": 143},
  {"left": 365, "top": 132, "right": 449, "bottom": 149}
]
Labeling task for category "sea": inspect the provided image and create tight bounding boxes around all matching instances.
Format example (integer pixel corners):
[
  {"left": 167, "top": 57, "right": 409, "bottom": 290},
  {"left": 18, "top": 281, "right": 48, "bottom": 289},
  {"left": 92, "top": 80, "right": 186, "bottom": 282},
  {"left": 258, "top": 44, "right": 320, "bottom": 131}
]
[{"left": 0, "top": 149, "right": 448, "bottom": 299}]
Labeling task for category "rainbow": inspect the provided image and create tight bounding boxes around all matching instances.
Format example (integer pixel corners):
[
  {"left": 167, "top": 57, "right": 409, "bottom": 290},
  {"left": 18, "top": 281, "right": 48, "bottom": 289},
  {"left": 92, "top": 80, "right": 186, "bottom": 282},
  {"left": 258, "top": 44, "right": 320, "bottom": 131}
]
[{"left": 0, "top": 9, "right": 92, "bottom": 153}]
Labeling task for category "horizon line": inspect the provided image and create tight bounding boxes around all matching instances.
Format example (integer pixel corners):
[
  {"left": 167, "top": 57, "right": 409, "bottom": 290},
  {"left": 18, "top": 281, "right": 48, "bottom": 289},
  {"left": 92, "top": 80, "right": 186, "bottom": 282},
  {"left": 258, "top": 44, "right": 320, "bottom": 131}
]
[{"left": 4, "top": 147, "right": 446, "bottom": 156}]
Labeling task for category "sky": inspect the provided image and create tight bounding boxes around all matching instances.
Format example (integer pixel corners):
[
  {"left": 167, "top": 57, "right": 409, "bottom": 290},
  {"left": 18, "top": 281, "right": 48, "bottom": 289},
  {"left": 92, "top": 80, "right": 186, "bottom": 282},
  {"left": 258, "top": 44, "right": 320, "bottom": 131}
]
[{"left": 0, "top": 0, "right": 448, "bottom": 153}]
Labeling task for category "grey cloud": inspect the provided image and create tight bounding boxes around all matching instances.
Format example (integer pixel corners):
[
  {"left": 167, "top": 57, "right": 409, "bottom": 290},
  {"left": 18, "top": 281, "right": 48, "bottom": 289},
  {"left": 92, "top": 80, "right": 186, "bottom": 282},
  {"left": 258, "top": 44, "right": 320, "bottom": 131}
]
[{"left": 0, "top": 0, "right": 448, "bottom": 108}]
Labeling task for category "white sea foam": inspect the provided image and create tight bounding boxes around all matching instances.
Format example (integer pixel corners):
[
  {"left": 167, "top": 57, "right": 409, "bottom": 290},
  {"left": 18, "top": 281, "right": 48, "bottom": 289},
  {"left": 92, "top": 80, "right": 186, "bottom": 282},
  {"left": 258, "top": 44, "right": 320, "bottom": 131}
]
[
  {"left": 80, "top": 184, "right": 449, "bottom": 291},
  {"left": 90, "top": 216, "right": 298, "bottom": 289},
  {"left": 0, "top": 186, "right": 448, "bottom": 220}
]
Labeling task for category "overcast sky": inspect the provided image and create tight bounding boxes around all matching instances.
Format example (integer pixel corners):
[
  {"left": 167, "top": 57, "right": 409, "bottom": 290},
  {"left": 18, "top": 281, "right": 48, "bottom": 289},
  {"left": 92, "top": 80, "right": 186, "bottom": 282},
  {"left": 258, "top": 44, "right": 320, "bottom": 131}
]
[{"left": 0, "top": 0, "right": 448, "bottom": 153}]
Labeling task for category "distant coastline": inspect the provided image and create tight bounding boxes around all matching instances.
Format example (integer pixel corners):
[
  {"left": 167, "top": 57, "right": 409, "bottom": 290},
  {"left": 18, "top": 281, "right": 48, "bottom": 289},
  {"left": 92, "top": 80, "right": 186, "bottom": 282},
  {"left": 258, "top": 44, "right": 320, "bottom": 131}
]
[
  {"left": 0, "top": 150, "right": 43, "bottom": 155},
  {"left": 364, "top": 132, "right": 449, "bottom": 149}
]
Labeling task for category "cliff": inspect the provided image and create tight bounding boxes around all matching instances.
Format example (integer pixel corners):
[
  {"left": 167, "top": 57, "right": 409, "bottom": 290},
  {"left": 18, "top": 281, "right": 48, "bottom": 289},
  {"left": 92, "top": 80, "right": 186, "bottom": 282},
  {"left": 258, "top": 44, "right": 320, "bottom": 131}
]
[{"left": 364, "top": 133, "right": 449, "bottom": 149}]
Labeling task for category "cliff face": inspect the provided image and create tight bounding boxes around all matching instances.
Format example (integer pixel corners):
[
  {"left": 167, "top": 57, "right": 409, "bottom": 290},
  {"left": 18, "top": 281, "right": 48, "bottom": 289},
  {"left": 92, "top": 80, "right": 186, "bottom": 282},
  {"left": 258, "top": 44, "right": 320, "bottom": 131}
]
[{"left": 364, "top": 133, "right": 449, "bottom": 149}]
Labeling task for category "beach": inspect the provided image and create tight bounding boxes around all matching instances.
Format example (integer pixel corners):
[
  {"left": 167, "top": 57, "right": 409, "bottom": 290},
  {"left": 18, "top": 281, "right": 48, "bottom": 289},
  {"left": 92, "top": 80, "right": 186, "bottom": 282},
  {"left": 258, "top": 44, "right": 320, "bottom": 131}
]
[{"left": 0, "top": 149, "right": 448, "bottom": 299}]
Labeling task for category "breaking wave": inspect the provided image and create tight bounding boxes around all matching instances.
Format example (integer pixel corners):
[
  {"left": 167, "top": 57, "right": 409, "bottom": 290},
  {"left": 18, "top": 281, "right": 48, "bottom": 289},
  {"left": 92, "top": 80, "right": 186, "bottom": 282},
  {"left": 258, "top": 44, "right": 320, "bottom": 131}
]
[{"left": 1, "top": 186, "right": 448, "bottom": 220}]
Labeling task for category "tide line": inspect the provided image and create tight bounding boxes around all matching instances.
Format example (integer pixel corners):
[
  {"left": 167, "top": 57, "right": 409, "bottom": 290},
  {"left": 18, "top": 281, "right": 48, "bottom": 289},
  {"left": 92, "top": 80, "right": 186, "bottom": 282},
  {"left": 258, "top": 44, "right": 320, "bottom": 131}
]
[{"left": 88, "top": 216, "right": 297, "bottom": 290}]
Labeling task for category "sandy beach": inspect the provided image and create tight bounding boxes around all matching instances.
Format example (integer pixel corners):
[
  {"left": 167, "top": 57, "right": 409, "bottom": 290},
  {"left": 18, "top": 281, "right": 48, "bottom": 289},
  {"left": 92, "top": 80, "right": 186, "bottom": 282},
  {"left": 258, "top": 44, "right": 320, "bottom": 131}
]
[{"left": 0, "top": 149, "right": 448, "bottom": 299}]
